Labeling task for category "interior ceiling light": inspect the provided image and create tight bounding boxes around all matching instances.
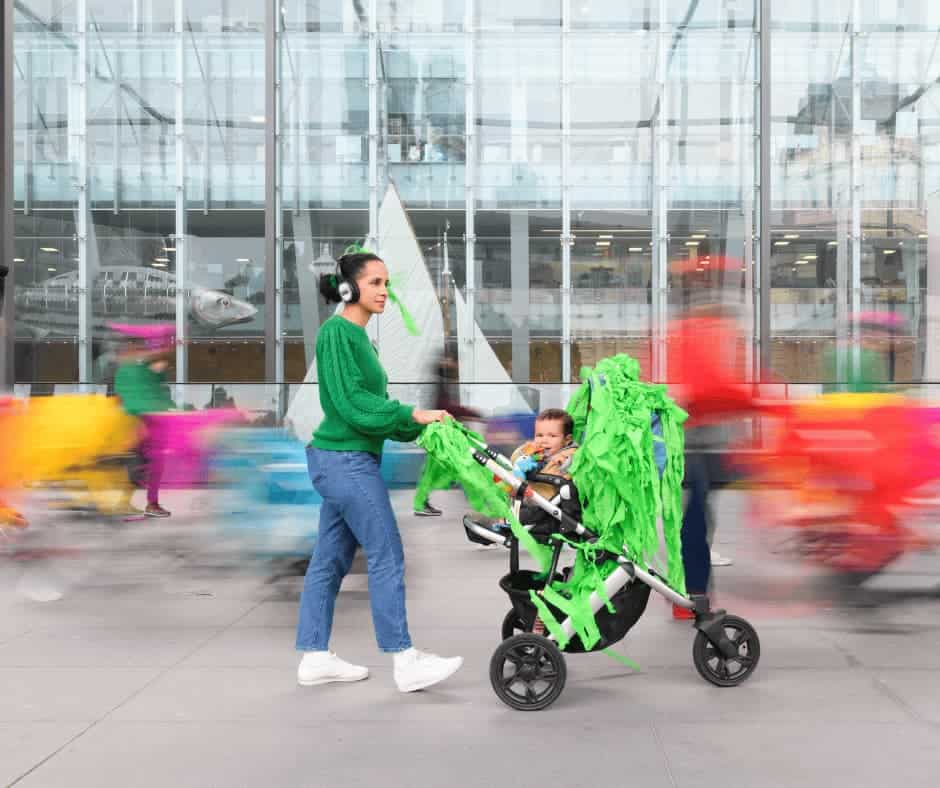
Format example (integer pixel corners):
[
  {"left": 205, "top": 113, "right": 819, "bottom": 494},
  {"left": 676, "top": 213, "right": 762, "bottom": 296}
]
[
  {"left": 152, "top": 262, "right": 167, "bottom": 267},
  {"left": 827, "top": 241, "right": 838, "bottom": 246},
  {"left": 784, "top": 234, "right": 800, "bottom": 239},
  {"left": 47, "top": 267, "right": 57, "bottom": 271},
  {"left": 598, "top": 234, "right": 613, "bottom": 239},
  {"left": 691, "top": 234, "right": 707, "bottom": 239},
  {"left": 40, "top": 246, "right": 59, "bottom": 253},
  {"left": 803, "top": 255, "right": 817, "bottom": 260},
  {"left": 795, "top": 260, "right": 810, "bottom": 265},
  {"left": 595, "top": 241, "right": 611, "bottom": 247},
  {"left": 774, "top": 241, "right": 790, "bottom": 246},
  {"left": 918, "top": 233, "right": 928, "bottom": 239},
  {"left": 154, "top": 257, "right": 170, "bottom": 263},
  {"left": 685, "top": 241, "right": 699, "bottom": 246},
  {"left": 883, "top": 249, "right": 896, "bottom": 255},
  {"left": 13, "top": 257, "right": 24, "bottom": 262},
  {"left": 628, "top": 247, "right": 642, "bottom": 252}
]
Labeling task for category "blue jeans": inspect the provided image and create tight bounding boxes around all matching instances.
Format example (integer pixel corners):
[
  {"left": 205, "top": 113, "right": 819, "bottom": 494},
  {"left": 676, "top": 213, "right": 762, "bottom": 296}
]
[
  {"left": 296, "top": 447, "right": 412, "bottom": 653},
  {"left": 681, "top": 453, "right": 712, "bottom": 595}
]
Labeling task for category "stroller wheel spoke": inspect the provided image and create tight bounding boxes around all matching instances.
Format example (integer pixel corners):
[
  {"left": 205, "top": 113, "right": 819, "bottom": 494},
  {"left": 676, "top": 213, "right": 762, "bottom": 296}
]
[{"left": 524, "top": 682, "right": 540, "bottom": 703}]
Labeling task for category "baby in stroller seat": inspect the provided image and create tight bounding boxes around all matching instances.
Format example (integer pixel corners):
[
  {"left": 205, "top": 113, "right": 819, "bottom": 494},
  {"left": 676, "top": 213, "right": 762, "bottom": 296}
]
[{"left": 463, "top": 408, "right": 581, "bottom": 545}]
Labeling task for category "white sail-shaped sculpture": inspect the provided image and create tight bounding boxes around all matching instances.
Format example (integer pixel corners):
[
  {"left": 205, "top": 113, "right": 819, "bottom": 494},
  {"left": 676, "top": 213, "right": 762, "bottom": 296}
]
[
  {"left": 284, "top": 184, "right": 443, "bottom": 439},
  {"left": 454, "top": 288, "right": 533, "bottom": 414}
]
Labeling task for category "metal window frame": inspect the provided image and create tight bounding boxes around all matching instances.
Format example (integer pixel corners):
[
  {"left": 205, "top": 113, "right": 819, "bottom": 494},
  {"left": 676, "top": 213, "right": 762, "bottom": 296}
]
[{"left": 0, "top": 0, "right": 13, "bottom": 387}]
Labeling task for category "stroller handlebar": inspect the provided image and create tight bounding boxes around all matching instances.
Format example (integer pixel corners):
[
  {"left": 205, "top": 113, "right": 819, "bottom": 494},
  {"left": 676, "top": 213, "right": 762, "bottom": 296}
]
[{"left": 469, "top": 447, "right": 594, "bottom": 539}]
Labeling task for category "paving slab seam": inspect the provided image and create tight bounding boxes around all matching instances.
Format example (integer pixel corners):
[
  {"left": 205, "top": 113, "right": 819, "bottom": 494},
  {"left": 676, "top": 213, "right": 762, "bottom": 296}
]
[
  {"left": 6, "top": 599, "right": 267, "bottom": 786},
  {"left": 818, "top": 630, "right": 938, "bottom": 728},
  {"left": 870, "top": 677, "right": 936, "bottom": 729},
  {"left": 650, "top": 721, "right": 680, "bottom": 788}
]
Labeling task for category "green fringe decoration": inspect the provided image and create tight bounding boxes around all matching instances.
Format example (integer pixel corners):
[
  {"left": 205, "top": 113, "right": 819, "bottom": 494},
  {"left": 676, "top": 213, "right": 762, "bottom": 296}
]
[
  {"left": 415, "top": 421, "right": 552, "bottom": 572},
  {"left": 415, "top": 355, "right": 687, "bottom": 655},
  {"left": 530, "top": 354, "right": 687, "bottom": 651}
]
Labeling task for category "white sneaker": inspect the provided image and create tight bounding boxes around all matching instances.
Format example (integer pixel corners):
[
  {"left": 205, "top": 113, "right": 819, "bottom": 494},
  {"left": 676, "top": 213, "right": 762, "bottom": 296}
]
[
  {"left": 393, "top": 648, "right": 463, "bottom": 693},
  {"left": 710, "top": 549, "right": 734, "bottom": 567},
  {"left": 297, "top": 651, "right": 369, "bottom": 687}
]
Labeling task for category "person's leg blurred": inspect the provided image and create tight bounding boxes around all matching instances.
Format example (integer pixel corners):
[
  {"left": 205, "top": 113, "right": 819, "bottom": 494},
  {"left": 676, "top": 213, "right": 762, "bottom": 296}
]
[{"left": 681, "top": 452, "right": 712, "bottom": 595}]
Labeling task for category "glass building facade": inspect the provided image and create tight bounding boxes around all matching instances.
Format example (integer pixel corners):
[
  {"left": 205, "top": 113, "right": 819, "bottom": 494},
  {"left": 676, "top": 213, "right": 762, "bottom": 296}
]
[{"left": 4, "top": 1, "right": 940, "bottom": 391}]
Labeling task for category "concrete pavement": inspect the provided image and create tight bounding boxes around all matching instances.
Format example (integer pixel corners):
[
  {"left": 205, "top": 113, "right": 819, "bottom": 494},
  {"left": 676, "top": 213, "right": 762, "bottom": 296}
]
[{"left": 1, "top": 489, "right": 939, "bottom": 787}]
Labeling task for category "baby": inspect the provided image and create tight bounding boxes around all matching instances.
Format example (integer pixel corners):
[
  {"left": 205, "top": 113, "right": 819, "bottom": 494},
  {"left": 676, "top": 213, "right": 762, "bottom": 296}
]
[
  {"left": 464, "top": 408, "right": 578, "bottom": 544},
  {"left": 508, "top": 408, "right": 577, "bottom": 489}
]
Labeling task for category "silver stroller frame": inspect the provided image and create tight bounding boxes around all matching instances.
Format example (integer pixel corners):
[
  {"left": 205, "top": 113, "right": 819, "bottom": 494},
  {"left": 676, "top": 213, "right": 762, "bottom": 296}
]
[{"left": 466, "top": 440, "right": 762, "bottom": 711}]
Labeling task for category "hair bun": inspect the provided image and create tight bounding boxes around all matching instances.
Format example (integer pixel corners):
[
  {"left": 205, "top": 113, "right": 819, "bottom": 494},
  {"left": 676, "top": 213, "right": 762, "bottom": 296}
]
[{"left": 319, "top": 272, "right": 343, "bottom": 304}]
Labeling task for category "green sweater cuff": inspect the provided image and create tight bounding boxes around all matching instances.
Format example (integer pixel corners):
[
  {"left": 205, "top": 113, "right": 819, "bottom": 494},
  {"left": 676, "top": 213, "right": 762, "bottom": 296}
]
[{"left": 396, "top": 403, "right": 415, "bottom": 427}]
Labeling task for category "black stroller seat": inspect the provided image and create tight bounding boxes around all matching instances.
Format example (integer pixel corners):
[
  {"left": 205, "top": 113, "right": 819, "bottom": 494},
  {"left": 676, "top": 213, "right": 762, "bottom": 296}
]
[{"left": 517, "top": 472, "right": 582, "bottom": 542}]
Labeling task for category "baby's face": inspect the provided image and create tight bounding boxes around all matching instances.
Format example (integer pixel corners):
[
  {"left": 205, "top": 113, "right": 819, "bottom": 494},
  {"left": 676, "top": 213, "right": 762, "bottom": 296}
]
[{"left": 533, "top": 419, "right": 569, "bottom": 456}]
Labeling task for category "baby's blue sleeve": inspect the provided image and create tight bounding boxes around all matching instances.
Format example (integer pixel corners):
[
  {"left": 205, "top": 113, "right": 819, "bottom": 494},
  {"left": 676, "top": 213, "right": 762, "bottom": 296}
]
[{"left": 650, "top": 412, "right": 667, "bottom": 479}]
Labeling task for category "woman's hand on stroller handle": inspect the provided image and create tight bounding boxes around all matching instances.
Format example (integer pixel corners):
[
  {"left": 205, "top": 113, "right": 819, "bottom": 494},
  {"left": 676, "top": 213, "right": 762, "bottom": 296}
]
[{"left": 413, "top": 409, "right": 452, "bottom": 425}]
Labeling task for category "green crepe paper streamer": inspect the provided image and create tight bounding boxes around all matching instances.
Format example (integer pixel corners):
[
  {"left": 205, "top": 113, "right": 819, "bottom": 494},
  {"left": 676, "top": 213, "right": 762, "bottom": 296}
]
[
  {"left": 418, "top": 357, "right": 686, "bottom": 658},
  {"left": 416, "top": 420, "right": 553, "bottom": 572},
  {"left": 531, "top": 354, "right": 687, "bottom": 653},
  {"left": 386, "top": 285, "right": 420, "bottom": 337},
  {"left": 601, "top": 648, "right": 641, "bottom": 672}
]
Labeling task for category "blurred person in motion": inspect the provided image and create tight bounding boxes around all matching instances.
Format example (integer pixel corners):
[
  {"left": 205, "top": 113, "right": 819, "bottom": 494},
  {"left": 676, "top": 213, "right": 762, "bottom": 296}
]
[
  {"left": 822, "top": 312, "right": 904, "bottom": 394},
  {"left": 111, "top": 324, "right": 176, "bottom": 518},
  {"left": 296, "top": 247, "right": 463, "bottom": 693},
  {"left": 413, "top": 352, "right": 482, "bottom": 517},
  {"left": 667, "top": 299, "right": 756, "bottom": 619}
]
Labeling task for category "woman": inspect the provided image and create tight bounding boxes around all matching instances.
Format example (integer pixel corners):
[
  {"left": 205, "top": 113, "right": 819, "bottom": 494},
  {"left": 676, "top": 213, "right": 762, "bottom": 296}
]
[{"left": 296, "top": 249, "right": 463, "bottom": 692}]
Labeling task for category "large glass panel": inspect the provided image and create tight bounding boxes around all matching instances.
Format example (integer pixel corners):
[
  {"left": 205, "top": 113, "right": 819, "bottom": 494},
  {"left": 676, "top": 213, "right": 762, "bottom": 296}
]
[
  {"left": 570, "top": 211, "right": 653, "bottom": 378},
  {"left": 473, "top": 211, "right": 561, "bottom": 383},
  {"left": 769, "top": 13, "right": 851, "bottom": 383},
  {"left": 383, "top": 34, "right": 466, "bottom": 208},
  {"left": 770, "top": 5, "right": 937, "bottom": 386},
  {"left": 475, "top": 35, "right": 561, "bottom": 210},
  {"left": 376, "top": 0, "right": 465, "bottom": 32},
  {"left": 475, "top": 0, "right": 561, "bottom": 30},
  {"left": 569, "top": 32, "right": 655, "bottom": 211},
  {"left": 13, "top": 212, "right": 80, "bottom": 381},
  {"left": 280, "top": 31, "right": 368, "bottom": 211},
  {"left": 13, "top": 4, "right": 81, "bottom": 381}
]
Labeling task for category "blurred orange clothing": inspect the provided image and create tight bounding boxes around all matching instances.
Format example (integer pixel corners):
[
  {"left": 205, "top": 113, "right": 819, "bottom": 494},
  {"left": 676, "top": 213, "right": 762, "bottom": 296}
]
[{"left": 667, "top": 315, "right": 755, "bottom": 425}]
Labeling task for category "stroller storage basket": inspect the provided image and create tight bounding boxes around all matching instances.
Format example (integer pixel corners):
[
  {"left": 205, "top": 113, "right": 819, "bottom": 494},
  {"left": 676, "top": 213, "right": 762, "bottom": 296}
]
[{"left": 499, "top": 569, "right": 651, "bottom": 653}]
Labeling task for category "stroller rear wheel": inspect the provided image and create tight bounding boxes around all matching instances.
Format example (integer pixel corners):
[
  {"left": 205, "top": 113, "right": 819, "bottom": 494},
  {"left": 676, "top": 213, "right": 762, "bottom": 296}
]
[
  {"left": 692, "top": 615, "right": 760, "bottom": 687},
  {"left": 490, "top": 634, "right": 566, "bottom": 711},
  {"left": 501, "top": 608, "right": 529, "bottom": 640}
]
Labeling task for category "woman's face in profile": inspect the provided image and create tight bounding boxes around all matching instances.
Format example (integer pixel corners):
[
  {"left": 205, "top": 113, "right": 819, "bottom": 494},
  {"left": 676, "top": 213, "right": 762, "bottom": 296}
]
[{"left": 356, "top": 259, "right": 390, "bottom": 315}]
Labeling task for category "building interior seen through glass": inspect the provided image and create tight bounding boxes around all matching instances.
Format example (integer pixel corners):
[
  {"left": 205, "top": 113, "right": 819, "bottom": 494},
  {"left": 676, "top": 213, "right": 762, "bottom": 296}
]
[{"left": 9, "top": 1, "right": 940, "bottom": 390}]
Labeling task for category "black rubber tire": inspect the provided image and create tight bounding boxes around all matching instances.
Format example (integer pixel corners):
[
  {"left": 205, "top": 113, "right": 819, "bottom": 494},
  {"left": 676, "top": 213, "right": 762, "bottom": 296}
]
[
  {"left": 692, "top": 614, "right": 761, "bottom": 687},
  {"left": 501, "top": 609, "right": 529, "bottom": 640},
  {"left": 490, "top": 634, "right": 567, "bottom": 711}
]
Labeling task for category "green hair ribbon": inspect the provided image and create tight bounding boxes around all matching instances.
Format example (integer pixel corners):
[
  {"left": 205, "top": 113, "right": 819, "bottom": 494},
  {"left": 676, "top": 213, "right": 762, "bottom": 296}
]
[{"left": 387, "top": 285, "right": 419, "bottom": 337}]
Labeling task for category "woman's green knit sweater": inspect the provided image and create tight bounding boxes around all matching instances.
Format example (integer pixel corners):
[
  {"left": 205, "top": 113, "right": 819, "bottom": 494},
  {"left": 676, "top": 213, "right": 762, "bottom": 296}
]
[{"left": 311, "top": 315, "right": 423, "bottom": 455}]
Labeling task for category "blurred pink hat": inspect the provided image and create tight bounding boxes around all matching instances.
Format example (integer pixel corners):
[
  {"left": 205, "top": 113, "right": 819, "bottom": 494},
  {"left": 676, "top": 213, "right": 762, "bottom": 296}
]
[{"left": 108, "top": 323, "right": 175, "bottom": 351}]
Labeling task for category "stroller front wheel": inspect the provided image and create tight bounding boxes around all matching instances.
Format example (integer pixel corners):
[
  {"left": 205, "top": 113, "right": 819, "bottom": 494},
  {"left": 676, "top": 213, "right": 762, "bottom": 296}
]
[
  {"left": 501, "top": 608, "right": 529, "bottom": 640},
  {"left": 692, "top": 614, "right": 760, "bottom": 687},
  {"left": 490, "top": 633, "right": 567, "bottom": 711}
]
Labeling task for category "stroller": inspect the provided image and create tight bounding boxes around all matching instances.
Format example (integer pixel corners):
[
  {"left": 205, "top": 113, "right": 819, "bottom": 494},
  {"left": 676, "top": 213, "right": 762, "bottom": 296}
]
[{"left": 462, "top": 438, "right": 761, "bottom": 711}]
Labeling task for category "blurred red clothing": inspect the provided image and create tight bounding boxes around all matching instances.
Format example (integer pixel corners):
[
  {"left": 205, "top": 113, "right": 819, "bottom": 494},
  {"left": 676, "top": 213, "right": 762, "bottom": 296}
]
[{"left": 667, "top": 315, "right": 756, "bottom": 425}]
